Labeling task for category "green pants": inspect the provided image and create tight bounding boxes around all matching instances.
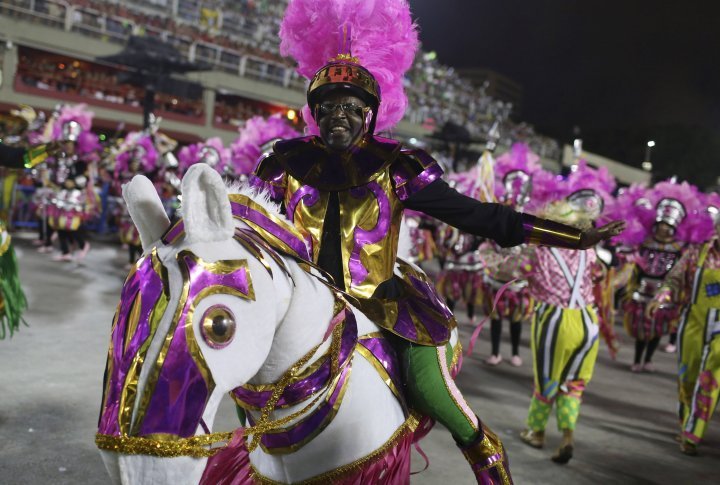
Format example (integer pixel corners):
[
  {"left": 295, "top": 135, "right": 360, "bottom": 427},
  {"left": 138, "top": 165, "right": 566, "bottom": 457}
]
[
  {"left": 526, "top": 303, "right": 599, "bottom": 432},
  {"left": 399, "top": 340, "right": 480, "bottom": 445}
]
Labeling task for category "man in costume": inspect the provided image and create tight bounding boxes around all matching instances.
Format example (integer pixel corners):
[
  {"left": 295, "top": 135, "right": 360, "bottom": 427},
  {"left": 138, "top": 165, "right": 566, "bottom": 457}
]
[
  {"left": 648, "top": 192, "right": 718, "bottom": 456},
  {"left": 516, "top": 161, "right": 615, "bottom": 464},
  {"left": 250, "top": 2, "right": 624, "bottom": 481},
  {"left": 619, "top": 181, "right": 706, "bottom": 372}
]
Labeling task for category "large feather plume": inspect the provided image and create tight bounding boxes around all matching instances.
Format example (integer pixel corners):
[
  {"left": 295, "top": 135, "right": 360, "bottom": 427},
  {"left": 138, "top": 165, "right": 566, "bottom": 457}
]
[
  {"left": 231, "top": 114, "right": 300, "bottom": 174},
  {"left": 177, "top": 137, "right": 232, "bottom": 175},
  {"left": 649, "top": 180, "right": 713, "bottom": 244},
  {"left": 279, "top": 0, "right": 419, "bottom": 134},
  {"left": 50, "top": 103, "right": 94, "bottom": 141}
]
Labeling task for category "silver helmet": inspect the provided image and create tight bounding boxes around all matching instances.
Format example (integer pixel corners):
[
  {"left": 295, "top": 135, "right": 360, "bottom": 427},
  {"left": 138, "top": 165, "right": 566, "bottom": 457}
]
[
  {"left": 502, "top": 170, "right": 532, "bottom": 208},
  {"left": 567, "top": 189, "right": 604, "bottom": 220},
  {"left": 655, "top": 198, "right": 686, "bottom": 228}
]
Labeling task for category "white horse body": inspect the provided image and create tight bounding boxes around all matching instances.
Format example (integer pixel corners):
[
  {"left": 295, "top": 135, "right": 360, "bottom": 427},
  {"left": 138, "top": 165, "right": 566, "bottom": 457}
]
[{"left": 99, "top": 165, "right": 408, "bottom": 484}]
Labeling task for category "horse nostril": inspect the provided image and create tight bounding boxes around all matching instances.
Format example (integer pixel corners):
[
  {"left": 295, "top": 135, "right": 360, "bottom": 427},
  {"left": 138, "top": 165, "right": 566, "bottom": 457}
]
[{"left": 201, "top": 305, "right": 236, "bottom": 349}]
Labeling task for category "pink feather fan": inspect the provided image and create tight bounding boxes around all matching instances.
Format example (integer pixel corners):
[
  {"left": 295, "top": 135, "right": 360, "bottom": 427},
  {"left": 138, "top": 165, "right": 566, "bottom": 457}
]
[{"left": 279, "top": 0, "right": 419, "bottom": 134}]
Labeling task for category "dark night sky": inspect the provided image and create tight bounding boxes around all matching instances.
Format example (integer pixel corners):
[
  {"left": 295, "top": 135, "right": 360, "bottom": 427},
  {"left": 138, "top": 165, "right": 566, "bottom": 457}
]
[{"left": 409, "top": 0, "right": 720, "bottom": 147}]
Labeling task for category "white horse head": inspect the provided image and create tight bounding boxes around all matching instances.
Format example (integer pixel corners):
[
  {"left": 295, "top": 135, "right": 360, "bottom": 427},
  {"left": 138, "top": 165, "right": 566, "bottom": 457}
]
[{"left": 97, "top": 165, "right": 410, "bottom": 484}]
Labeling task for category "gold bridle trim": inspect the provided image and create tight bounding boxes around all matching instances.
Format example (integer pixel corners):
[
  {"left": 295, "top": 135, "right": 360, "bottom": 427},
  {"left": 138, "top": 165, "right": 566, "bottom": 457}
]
[{"left": 95, "top": 432, "right": 233, "bottom": 458}]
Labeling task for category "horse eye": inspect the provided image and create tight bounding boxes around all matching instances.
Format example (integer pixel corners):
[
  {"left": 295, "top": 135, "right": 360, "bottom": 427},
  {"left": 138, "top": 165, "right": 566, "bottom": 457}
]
[{"left": 200, "top": 305, "right": 236, "bottom": 349}]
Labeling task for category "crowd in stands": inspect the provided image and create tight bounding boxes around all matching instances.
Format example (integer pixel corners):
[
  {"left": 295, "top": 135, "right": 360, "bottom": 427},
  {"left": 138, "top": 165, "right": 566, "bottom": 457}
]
[
  {"left": 15, "top": 47, "right": 204, "bottom": 118},
  {"left": 0, "top": 0, "right": 559, "bottom": 158}
]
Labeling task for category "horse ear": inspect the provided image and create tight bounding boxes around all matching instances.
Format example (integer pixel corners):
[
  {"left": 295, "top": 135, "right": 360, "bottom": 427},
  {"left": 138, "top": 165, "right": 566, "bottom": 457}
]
[
  {"left": 123, "top": 175, "right": 171, "bottom": 251},
  {"left": 181, "top": 164, "right": 234, "bottom": 243}
]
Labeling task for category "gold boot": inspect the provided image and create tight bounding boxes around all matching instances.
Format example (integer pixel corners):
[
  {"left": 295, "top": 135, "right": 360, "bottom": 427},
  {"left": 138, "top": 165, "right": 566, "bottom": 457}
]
[
  {"left": 458, "top": 424, "right": 514, "bottom": 484},
  {"left": 551, "top": 429, "right": 574, "bottom": 464},
  {"left": 519, "top": 429, "right": 545, "bottom": 449}
]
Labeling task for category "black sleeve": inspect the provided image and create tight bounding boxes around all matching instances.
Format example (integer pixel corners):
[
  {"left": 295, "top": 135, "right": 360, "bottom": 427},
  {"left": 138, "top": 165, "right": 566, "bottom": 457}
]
[
  {"left": 404, "top": 178, "right": 525, "bottom": 248},
  {"left": 0, "top": 144, "right": 27, "bottom": 169}
]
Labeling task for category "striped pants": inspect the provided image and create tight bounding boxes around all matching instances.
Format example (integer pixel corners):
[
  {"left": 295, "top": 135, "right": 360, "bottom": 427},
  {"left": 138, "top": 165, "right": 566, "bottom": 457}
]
[
  {"left": 526, "top": 303, "right": 600, "bottom": 432},
  {"left": 677, "top": 308, "right": 720, "bottom": 444}
]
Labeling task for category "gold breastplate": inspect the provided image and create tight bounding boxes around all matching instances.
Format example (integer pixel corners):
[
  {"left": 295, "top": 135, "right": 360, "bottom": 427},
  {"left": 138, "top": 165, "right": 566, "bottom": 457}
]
[{"left": 285, "top": 169, "right": 404, "bottom": 299}]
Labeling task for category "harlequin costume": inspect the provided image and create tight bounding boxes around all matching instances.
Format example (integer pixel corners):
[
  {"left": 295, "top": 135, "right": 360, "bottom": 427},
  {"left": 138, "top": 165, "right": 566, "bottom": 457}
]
[
  {"left": 617, "top": 180, "right": 708, "bottom": 371},
  {"left": 518, "top": 161, "right": 615, "bottom": 464},
  {"left": 652, "top": 192, "right": 717, "bottom": 455},
  {"left": 247, "top": 2, "right": 616, "bottom": 482}
]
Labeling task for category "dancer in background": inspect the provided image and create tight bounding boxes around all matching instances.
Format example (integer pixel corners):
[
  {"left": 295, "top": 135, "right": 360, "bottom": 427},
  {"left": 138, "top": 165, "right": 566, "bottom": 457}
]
[
  {"left": 479, "top": 143, "right": 544, "bottom": 366},
  {"left": 517, "top": 161, "right": 616, "bottom": 464},
  {"left": 648, "top": 192, "right": 717, "bottom": 455},
  {"left": 619, "top": 180, "right": 707, "bottom": 372}
]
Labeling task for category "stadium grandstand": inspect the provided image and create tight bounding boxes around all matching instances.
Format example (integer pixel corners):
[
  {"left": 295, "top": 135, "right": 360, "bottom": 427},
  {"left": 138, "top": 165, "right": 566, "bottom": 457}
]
[{"left": 0, "top": 0, "right": 560, "bottom": 156}]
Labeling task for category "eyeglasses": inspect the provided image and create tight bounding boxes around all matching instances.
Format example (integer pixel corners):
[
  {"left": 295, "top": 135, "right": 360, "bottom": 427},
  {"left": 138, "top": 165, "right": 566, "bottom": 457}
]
[{"left": 317, "top": 102, "right": 366, "bottom": 117}]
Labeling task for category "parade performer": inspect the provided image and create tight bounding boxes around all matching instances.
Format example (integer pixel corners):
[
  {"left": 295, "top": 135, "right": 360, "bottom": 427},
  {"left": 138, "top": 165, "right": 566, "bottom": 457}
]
[
  {"left": 479, "top": 142, "right": 543, "bottom": 367},
  {"left": 178, "top": 137, "right": 233, "bottom": 178},
  {"left": 113, "top": 131, "right": 159, "bottom": 265},
  {"left": 619, "top": 180, "right": 707, "bottom": 372},
  {"left": 44, "top": 104, "right": 100, "bottom": 262},
  {"left": 0, "top": 219, "right": 26, "bottom": 339},
  {"left": 647, "top": 193, "right": 717, "bottom": 455},
  {"left": 517, "top": 161, "right": 615, "bottom": 464},
  {"left": 250, "top": 1, "right": 624, "bottom": 481},
  {"left": 435, "top": 139, "right": 497, "bottom": 323}
]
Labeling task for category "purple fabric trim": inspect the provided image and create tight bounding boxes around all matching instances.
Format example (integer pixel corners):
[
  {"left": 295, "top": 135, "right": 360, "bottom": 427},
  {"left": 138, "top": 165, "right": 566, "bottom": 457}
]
[
  {"left": 348, "top": 182, "right": 392, "bottom": 287},
  {"left": 230, "top": 201, "right": 312, "bottom": 261},
  {"left": 357, "top": 336, "right": 402, "bottom": 396},
  {"left": 248, "top": 174, "right": 285, "bottom": 202},
  {"left": 393, "top": 305, "right": 418, "bottom": 341},
  {"left": 395, "top": 162, "right": 443, "bottom": 201},
  {"left": 232, "top": 310, "right": 358, "bottom": 409},
  {"left": 98, "top": 255, "right": 166, "bottom": 436},
  {"left": 258, "top": 363, "right": 352, "bottom": 450},
  {"left": 137, "top": 252, "right": 252, "bottom": 437},
  {"left": 161, "top": 220, "right": 185, "bottom": 245},
  {"left": 388, "top": 273, "right": 452, "bottom": 344},
  {"left": 286, "top": 185, "right": 320, "bottom": 223}
]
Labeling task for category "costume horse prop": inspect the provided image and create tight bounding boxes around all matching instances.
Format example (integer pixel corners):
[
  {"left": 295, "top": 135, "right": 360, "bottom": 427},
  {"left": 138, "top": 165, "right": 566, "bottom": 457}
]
[{"left": 96, "top": 164, "right": 457, "bottom": 484}]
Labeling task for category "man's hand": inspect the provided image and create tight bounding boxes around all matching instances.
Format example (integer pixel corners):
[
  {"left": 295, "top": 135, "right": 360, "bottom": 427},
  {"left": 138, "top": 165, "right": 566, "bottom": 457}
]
[{"left": 579, "top": 221, "right": 626, "bottom": 249}]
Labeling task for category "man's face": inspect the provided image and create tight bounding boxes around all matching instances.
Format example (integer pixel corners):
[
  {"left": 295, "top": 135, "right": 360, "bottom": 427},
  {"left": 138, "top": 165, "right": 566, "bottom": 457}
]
[{"left": 316, "top": 90, "right": 368, "bottom": 151}]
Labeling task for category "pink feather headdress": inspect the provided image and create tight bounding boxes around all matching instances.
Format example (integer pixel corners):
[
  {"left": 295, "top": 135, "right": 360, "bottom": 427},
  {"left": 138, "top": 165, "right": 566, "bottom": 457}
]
[
  {"left": 647, "top": 180, "right": 713, "bottom": 244},
  {"left": 493, "top": 143, "right": 543, "bottom": 204},
  {"left": 231, "top": 114, "right": 300, "bottom": 175},
  {"left": 279, "top": 0, "right": 419, "bottom": 134},
  {"left": 177, "top": 137, "right": 231, "bottom": 175},
  {"left": 609, "top": 184, "right": 652, "bottom": 246},
  {"left": 50, "top": 103, "right": 94, "bottom": 141},
  {"left": 76, "top": 131, "right": 102, "bottom": 159},
  {"left": 115, "top": 132, "right": 159, "bottom": 175}
]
